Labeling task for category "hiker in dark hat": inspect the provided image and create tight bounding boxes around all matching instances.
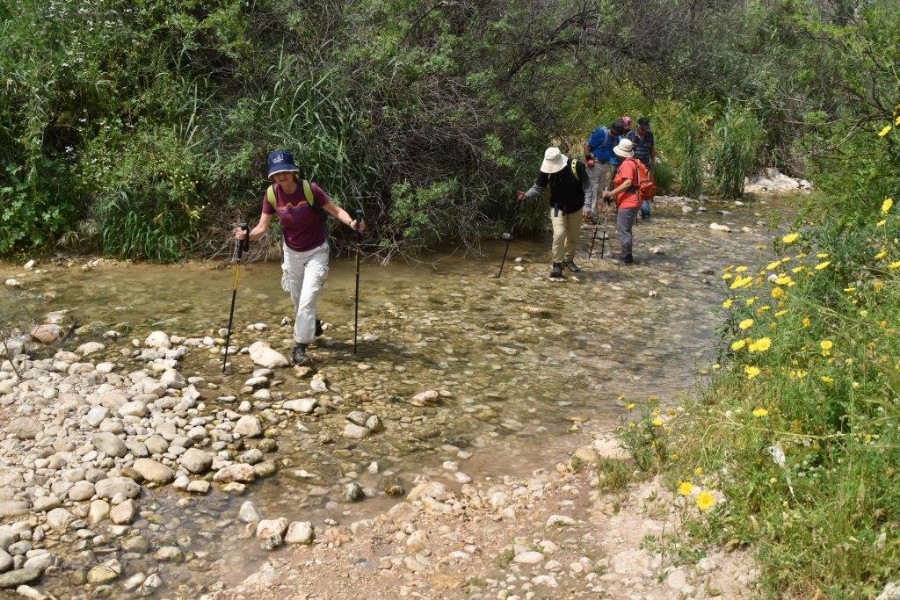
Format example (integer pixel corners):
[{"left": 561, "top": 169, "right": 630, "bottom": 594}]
[
  {"left": 602, "top": 139, "right": 640, "bottom": 265},
  {"left": 627, "top": 116, "right": 657, "bottom": 220},
  {"left": 517, "top": 147, "right": 593, "bottom": 279},
  {"left": 234, "top": 150, "right": 365, "bottom": 365}
]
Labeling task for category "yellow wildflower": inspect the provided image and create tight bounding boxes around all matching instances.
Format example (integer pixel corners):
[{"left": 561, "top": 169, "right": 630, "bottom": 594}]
[
  {"left": 765, "top": 260, "right": 782, "bottom": 271},
  {"left": 889, "top": 261, "right": 900, "bottom": 270},
  {"left": 626, "top": 403, "right": 635, "bottom": 410},
  {"left": 802, "top": 317, "right": 810, "bottom": 328},
  {"left": 843, "top": 286, "right": 856, "bottom": 293},
  {"left": 722, "top": 298, "right": 733, "bottom": 308},
  {"left": 758, "top": 305, "right": 771, "bottom": 313},
  {"left": 731, "top": 339, "right": 747, "bottom": 351},
  {"left": 746, "top": 297, "right": 757, "bottom": 306},
  {"left": 792, "top": 266, "right": 806, "bottom": 274},
  {"left": 775, "top": 275, "right": 794, "bottom": 286},
  {"left": 775, "top": 310, "right": 788, "bottom": 317},
  {"left": 821, "top": 340, "right": 833, "bottom": 355},
  {"left": 878, "top": 125, "right": 893, "bottom": 137},
  {"left": 735, "top": 266, "right": 748, "bottom": 273},
  {"left": 696, "top": 491, "right": 716, "bottom": 512},
  {"left": 771, "top": 287, "right": 785, "bottom": 300},
  {"left": 723, "top": 273, "right": 733, "bottom": 280},
  {"left": 874, "top": 249, "right": 887, "bottom": 260},
  {"left": 694, "top": 466, "right": 704, "bottom": 476},
  {"left": 749, "top": 337, "right": 772, "bottom": 352},
  {"left": 678, "top": 481, "right": 694, "bottom": 496},
  {"left": 730, "top": 275, "right": 753, "bottom": 290},
  {"left": 815, "top": 261, "right": 831, "bottom": 270},
  {"left": 739, "top": 319, "right": 754, "bottom": 330},
  {"left": 817, "top": 253, "right": 829, "bottom": 259},
  {"left": 744, "top": 365, "right": 761, "bottom": 379},
  {"left": 821, "top": 375, "right": 834, "bottom": 385},
  {"left": 782, "top": 233, "right": 799, "bottom": 245},
  {"left": 652, "top": 417, "right": 664, "bottom": 427},
  {"left": 877, "top": 219, "right": 886, "bottom": 227},
  {"left": 752, "top": 408, "right": 769, "bottom": 417},
  {"left": 874, "top": 280, "right": 884, "bottom": 292}
]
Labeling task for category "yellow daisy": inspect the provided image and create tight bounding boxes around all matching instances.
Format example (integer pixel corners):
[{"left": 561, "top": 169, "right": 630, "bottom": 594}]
[{"left": 696, "top": 491, "right": 716, "bottom": 511}]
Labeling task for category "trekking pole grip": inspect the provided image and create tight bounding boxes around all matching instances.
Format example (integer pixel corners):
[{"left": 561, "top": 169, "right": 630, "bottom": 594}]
[{"left": 238, "top": 223, "right": 249, "bottom": 257}]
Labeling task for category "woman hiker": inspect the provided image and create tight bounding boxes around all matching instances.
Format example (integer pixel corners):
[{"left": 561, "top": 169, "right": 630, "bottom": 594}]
[
  {"left": 602, "top": 138, "right": 639, "bottom": 265},
  {"left": 517, "top": 146, "right": 593, "bottom": 279},
  {"left": 234, "top": 149, "right": 365, "bottom": 365}
]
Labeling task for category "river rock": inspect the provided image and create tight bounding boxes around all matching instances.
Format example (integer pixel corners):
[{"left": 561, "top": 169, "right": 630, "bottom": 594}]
[
  {"left": 0, "top": 501, "right": 30, "bottom": 518},
  {"left": 0, "top": 549, "right": 11, "bottom": 573},
  {"left": 91, "top": 432, "right": 128, "bottom": 458},
  {"left": 248, "top": 342, "right": 289, "bottom": 368},
  {"left": 256, "top": 518, "right": 288, "bottom": 540},
  {"left": 160, "top": 369, "right": 186, "bottom": 389},
  {"left": 68, "top": 481, "right": 96, "bottom": 502},
  {"left": 84, "top": 406, "right": 108, "bottom": 428},
  {"left": 145, "top": 434, "right": 169, "bottom": 455},
  {"left": 7, "top": 418, "right": 42, "bottom": 440},
  {"left": 45, "top": 508, "right": 75, "bottom": 531},
  {"left": 94, "top": 477, "right": 140, "bottom": 500},
  {"left": 410, "top": 390, "right": 439, "bottom": 406},
  {"left": 213, "top": 464, "right": 256, "bottom": 484},
  {"left": 87, "top": 561, "right": 120, "bottom": 585},
  {"left": 132, "top": 459, "right": 175, "bottom": 484},
  {"left": 98, "top": 391, "right": 128, "bottom": 411},
  {"left": 110, "top": 499, "right": 136, "bottom": 524},
  {"left": 0, "top": 567, "right": 41, "bottom": 588},
  {"left": 283, "top": 398, "right": 317, "bottom": 413},
  {"left": 709, "top": 222, "right": 732, "bottom": 232},
  {"left": 118, "top": 401, "right": 147, "bottom": 418},
  {"left": 179, "top": 448, "right": 213, "bottom": 474},
  {"left": 233, "top": 416, "right": 263, "bottom": 438},
  {"left": 29, "top": 324, "right": 67, "bottom": 345},
  {"left": 284, "top": 521, "right": 314, "bottom": 545},
  {"left": 343, "top": 424, "right": 370, "bottom": 440},
  {"left": 77, "top": 342, "right": 105, "bottom": 356},
  {"left": 88, "top": 500, "right": 110, "bottom": 526},
  {"left": 144, "top": 331, "right": 171, "bottom": 349},
  {"left": 239, "top": 501, "right": 260, "bottom": 523},
  {"left": 154, "top": 546, "right": 183, "bottom": 562},
  {"left": 514, "top": 551, "right": 545, "bottom": 565},
  {"left": 407, "top": 481, "right": 449, "bottom": 502}
]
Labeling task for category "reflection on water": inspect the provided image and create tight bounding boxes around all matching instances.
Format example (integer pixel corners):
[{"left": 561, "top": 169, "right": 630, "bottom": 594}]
[{"left": 0, "top": 197, "right": 782, "bottom": 592}]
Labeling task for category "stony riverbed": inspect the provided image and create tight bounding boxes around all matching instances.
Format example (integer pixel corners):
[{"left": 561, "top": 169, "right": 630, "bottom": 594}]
[{"left": 0, "top": 194, "right": 787, "bottom": 598}]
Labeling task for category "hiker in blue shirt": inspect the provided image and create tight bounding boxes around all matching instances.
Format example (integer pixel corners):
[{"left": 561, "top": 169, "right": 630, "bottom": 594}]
[
  {"left": 583, "top": 119, "right": 626, "bottom": 215},
  {"left": 627, "top": 116, "right": 657, "bottom": 220}
]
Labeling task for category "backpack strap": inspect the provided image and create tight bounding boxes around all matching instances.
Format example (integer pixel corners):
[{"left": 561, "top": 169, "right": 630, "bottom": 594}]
[{"left": 267, "top": 181, "right": 315, "bottom": 210}]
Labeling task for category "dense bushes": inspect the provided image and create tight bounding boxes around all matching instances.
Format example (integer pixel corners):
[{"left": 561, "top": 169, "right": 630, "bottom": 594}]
[{"left": 0, "top": 0, "right": 897, "bottom": 259}]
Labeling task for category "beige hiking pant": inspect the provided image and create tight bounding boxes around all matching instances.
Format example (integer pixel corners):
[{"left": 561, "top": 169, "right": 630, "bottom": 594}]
[{"left": 550, "top": 208, "right": 583, "bottom": 263}]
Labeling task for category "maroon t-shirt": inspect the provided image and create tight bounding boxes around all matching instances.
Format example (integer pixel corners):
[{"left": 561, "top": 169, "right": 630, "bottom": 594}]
[{"left": 262, "top": 181, "right": 332, "bottom": 252}]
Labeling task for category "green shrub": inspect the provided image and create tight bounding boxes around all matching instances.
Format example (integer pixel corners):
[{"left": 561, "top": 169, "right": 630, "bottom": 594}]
[
  {"left": 675, "top": 109, "right": 704, "bottom": 197},
  {"left": 709, "top": 104, "right": 762, "bottom": 198}
]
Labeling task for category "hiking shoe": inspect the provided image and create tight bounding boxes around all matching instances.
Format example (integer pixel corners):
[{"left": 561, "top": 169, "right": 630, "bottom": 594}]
[
  {"left": 549, "top": 262, "right": 564, "bottom": 279},
  {"left": 564, "top": 260, "right": 582, "bottom": 273},
  {"left": 292, "top": 343, "right": 310, "bottom": 365},
  {"left": 315, "top": 319, "right": 323, "bottom": 337}
]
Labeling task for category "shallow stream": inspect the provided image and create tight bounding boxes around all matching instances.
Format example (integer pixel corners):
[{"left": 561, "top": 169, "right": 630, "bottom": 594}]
[{"left": 0, "top": 196, "right": 786, "bottom": 597}]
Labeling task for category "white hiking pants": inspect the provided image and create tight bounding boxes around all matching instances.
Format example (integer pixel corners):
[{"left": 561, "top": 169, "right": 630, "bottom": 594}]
[{"left": 281, "top": 241, "right": 329, "bottom": 344}]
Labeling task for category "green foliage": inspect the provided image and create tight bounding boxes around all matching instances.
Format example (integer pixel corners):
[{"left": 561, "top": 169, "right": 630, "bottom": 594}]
[
  {"left": 674, "top": 109, "right": 705, "bottom": 197},
  {"left": 709, "top": 104, "right": 762, "bottom": 198},
  {"left": 647, "top": 119, "right": 900, "bottom": 594},
  {"left": 651, "top": 160, "right": 675, "bottom": 195}
]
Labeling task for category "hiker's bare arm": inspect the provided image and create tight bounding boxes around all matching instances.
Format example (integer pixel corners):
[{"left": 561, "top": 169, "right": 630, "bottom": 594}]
[
  {"left": 603, "top": 178, "right": 633, "bottom": 198},
  {"left": 325, "top": 202, "right": 366, "bottom": 232}
]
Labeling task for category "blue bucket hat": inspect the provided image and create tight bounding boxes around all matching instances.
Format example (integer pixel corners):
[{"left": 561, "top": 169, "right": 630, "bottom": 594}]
[{"left": 267, "top": 150, "right": 300, "bottom": 178}]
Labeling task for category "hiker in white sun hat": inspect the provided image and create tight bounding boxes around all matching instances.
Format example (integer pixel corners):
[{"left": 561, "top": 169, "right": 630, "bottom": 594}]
[
  {"left": 602, "top": 138, "right": 640, "bottom": 265},
  {"left": 517, "top": 147, "right": 593, "bottom": 279}
]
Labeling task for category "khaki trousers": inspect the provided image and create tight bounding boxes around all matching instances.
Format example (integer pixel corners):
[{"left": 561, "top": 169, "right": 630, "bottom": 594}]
[{"left": 550, "top": 208, "right": 583, "bottom": 263}]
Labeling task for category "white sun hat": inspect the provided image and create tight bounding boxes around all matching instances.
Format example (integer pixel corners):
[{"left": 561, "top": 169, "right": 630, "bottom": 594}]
[
  {"left": 539, "top": 147, "right": 568, "bottom": 174},
  {"left": 613, "top": 139, "right": 635, "bottom": 159}
]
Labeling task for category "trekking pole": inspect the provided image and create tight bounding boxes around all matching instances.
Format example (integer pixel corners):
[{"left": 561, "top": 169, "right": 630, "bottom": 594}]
[
  {"left": 588, "top": 216, "right": 600, "bottom": 260},
  {"left": 599, "top": 204, "right": 610, "bottom": 259},
  {"left": 353, "top": 209, "right": 364, "bottom": 356},
  {"left": 496, "top": 201, "right": 520, "bottom": 278},
  {"left": 222, "top": 223, "right": 249, "bottom": 374}
]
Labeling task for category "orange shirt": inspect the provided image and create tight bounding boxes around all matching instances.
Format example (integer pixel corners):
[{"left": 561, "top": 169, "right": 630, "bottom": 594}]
[{"left": 612, "top": 159, "right": 641, "bottom": 209}]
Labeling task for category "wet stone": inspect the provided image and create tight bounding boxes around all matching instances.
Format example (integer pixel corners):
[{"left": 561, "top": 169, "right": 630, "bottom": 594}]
[{"left": 0, "top": 567, "right": 42, "bottom": 588}]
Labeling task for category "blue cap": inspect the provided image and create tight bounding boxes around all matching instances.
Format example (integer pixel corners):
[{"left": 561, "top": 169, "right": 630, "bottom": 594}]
[{"left": 267, "top": 150, "right": 300, "bottom": 178}]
